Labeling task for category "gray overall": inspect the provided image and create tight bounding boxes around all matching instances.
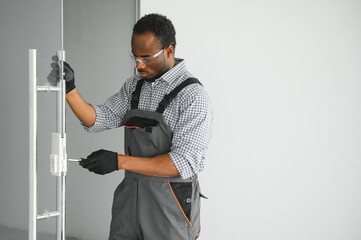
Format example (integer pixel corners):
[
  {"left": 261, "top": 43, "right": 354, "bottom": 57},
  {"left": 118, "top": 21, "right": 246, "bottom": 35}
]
[{"left": 109, "top": 78, "right": 204, "bottom": 240}]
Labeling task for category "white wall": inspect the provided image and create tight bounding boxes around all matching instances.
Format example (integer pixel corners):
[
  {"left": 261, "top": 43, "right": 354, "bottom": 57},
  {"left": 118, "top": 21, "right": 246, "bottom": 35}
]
[{"left": 142, "top": 1, "right": 361, "bottom": 239}]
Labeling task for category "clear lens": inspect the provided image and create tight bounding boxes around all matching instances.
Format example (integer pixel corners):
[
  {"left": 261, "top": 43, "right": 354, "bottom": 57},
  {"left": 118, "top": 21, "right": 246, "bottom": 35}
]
[{"left": 129, "top": 48, "right": 164, "bottom": 65}]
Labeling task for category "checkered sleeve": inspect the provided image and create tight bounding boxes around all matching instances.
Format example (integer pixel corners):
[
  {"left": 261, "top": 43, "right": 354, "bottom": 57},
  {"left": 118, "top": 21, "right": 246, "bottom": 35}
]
[
  {"left": 82, "top": 79, "right": 133, "bottom": 133},
  {"left": 168, "top": 85, "right": 214, "bottom": 179}
]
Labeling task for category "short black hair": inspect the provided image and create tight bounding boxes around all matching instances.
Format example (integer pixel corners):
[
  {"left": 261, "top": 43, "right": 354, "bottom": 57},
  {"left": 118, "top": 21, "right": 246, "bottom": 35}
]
[{"left": 133, "top": 13, "right": 176, "bottom": 49}]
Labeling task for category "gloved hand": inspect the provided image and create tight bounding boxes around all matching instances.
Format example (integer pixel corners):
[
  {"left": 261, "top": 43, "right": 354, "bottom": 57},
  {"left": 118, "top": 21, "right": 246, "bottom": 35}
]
[
  {"left": 80, "top": 149, "right": 118, "bottom": 175},
  {"left": 47, "top": 55, "right": 75, "bottom": 93}
]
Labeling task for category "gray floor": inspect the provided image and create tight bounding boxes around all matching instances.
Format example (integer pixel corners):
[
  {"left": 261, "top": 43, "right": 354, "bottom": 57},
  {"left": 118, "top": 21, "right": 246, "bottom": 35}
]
[{"left": 0, "top": 225, "right": 81, "bottom": 240}]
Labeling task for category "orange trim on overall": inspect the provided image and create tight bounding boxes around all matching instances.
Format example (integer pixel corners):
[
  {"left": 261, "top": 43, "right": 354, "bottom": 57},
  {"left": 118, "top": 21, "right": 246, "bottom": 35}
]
[
  {"left": 124, "top": 125, "right": 141, "bottom": 129},
  {"left": 167, "top": 181, "right": 196, "bottom": 233}
]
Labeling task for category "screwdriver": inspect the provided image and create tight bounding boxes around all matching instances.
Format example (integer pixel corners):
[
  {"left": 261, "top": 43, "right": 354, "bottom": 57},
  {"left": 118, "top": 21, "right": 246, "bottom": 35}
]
[{"left": 68, "top": 158, "right": 85, "bottom": 162}]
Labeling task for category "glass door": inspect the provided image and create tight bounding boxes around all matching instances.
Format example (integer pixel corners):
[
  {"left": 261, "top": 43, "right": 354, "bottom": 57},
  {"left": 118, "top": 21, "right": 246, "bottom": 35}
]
[
  {"left": 0, "top": 0, "right": 137, "bottom": 239},
  {"left": 0, "top": 0, "right": 65, "bottom": 239},
  {"left": 63, "top": 0, "right": 137, "bottom": 239}
]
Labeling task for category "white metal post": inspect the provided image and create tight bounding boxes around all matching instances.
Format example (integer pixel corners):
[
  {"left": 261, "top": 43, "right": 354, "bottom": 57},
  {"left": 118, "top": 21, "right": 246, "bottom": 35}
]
[
  {"left": 56, "top": 49, "right": 67, "bottom": 240},
  {"left": 29, "top": 48, "right": 37, "bottom": 240}
]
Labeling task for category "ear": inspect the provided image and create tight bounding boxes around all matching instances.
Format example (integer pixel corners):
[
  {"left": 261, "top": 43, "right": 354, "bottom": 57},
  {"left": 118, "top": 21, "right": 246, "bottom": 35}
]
[{"left": 165, "top": 45, "right": 175, "bottom": 58}]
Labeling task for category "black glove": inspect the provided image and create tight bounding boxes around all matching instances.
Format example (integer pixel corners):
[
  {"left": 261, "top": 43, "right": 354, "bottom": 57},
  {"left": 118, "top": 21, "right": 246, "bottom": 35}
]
[
  {"left": 80, "top": 149, "right": 118, "bottom": 175},
  {"left": 47, "top": 55, "right": 75, "bottom": 93}
]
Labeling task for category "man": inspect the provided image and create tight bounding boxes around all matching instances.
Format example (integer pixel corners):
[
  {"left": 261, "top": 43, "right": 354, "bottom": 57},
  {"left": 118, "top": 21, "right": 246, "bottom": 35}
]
[{"left": 49, "top": 13, "right": 213, "bottom": 240}]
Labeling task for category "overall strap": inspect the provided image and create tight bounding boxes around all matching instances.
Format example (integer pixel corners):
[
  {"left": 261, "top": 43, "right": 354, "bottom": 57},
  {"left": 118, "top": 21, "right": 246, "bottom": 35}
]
[
  {"left": 131, "top": 78, "right": 145, "bottom": 109},
  {"left": 156, "top": 77, "right": 202, "bottom": 113}
]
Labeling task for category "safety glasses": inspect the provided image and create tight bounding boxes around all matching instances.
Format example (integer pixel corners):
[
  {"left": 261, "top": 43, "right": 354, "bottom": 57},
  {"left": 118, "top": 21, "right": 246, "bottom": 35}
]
[{"left": 129, "top": 48, "right": 165, "bottom": 65}]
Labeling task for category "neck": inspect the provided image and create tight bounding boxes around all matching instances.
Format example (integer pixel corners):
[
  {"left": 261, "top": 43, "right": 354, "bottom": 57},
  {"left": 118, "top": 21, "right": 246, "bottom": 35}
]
[{"left": 145, "top": 58, "right": 176, "bottom": 82}]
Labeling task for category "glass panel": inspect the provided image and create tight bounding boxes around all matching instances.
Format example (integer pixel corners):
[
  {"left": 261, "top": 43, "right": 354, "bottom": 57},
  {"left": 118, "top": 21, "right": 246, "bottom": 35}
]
[
  {"left": 0, "top": 0, "right": 63, "bottom": 239},
  {"left": 0, "top": 0, "right": 136, "bottom": 239},
  {"left": 63, "top": 0, "right": 136, "bottom": 239}
]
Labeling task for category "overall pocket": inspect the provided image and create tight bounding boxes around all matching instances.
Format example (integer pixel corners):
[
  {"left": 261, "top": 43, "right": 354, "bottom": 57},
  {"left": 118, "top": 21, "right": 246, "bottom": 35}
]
[
  {"left": 168, "top": 182, "right": 193, "bottom": 222},
  {"left": 124, "top": 116, "right": 160, "bottom": 157},
  {"left": 167, "top": 181, "right": 198, "bottom": 236},
  {"left": 124, "top": 116, "right": 172, "bottom": 157}
]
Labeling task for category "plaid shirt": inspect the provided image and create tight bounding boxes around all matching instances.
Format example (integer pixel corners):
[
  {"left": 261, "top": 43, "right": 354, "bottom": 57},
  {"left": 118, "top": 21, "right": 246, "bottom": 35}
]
[{"left": 83, "top": 59, "right": 213, "bottom": 179}]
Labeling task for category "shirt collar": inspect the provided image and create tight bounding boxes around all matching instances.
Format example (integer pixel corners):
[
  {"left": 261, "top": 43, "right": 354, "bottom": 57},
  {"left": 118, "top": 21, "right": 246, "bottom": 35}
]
[{"left": 156, "top": 58, "right": 186, "bottom": 84}]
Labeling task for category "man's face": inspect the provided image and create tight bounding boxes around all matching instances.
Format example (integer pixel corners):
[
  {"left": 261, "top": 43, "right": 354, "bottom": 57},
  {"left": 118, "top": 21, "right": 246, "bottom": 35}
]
[{"left": 131, "top": 32, "right": 173, "bottom": 79}]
